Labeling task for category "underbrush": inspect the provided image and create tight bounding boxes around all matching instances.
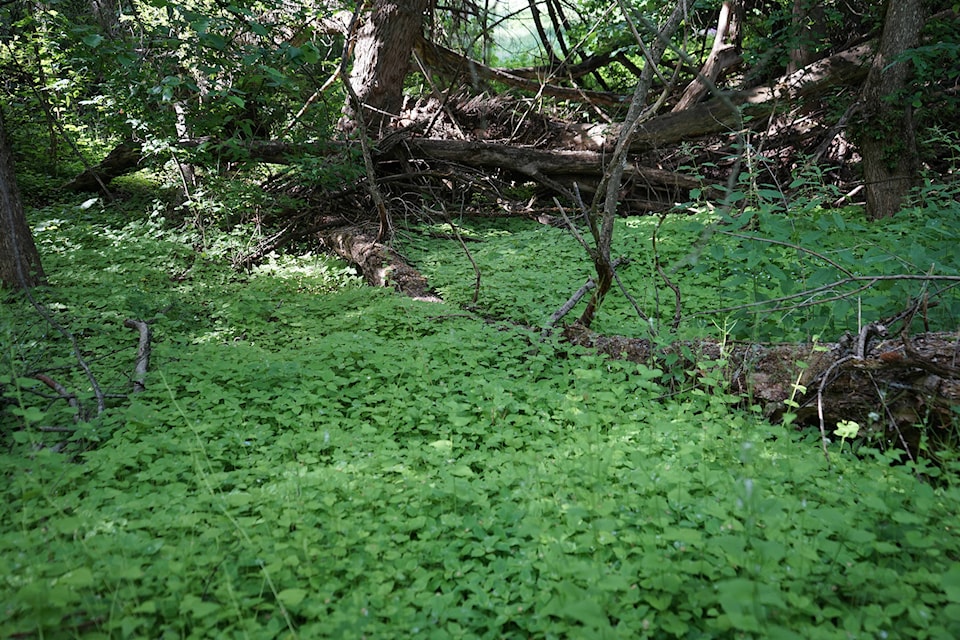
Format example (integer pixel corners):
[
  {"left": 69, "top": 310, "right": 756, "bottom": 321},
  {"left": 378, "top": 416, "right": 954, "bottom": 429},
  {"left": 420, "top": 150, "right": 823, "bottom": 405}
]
[
  {"left": 401, "top": 199, "right": 960, "bottom": 343},
  {"left": 2, "top": 192, "right": 960, "bottom": 638}
]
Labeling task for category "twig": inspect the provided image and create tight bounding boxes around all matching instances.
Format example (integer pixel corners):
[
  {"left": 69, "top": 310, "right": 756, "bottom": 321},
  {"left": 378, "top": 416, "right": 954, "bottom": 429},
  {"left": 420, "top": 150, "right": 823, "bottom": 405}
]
[
  {"left": 816, "top": 355, "right": 854, "bottom": 467},
  {"left": 866, "top": 374, "right": 917, "bottom": 468},
  {"left": 124, "top": 319, "right": 152, "bottom": 393},
  {"left": 542, "top": 257, "right": 627, "bottom": 336},
  {"left": 856, "top": 322, "right": 886, "bottom": 359},
  {"left": 25, "top": 299, "right": 105, "bottom": 416},
  {"left": 554, "top": 196, "right": 595, "bottom": 259},
  {"left": 280, "top": 70, "right": 340, "bottom": 138},
  {"left": 653, "top": 213, "right": 682, "bottom": 331},
  {"left": 612, "top": 261, "right": 650, "bottom": 327},
  {"left": 697, "top": 274, "right": 960, "bottom": 317},
  {"left": 442, "top": 206, "right": 481, "bottom": 304},
  {"left": 34, "top": 374, "right": 82, "bottom": 422},
  {"left": 717, "top": 230, "right": 856, "bottom": 278}
]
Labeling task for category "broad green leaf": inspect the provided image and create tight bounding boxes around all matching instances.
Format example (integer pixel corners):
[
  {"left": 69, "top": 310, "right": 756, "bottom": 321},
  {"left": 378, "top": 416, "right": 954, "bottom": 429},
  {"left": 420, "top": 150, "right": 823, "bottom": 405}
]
[{"left": 277, "top": 588, "right": 307, "bottom": 607}]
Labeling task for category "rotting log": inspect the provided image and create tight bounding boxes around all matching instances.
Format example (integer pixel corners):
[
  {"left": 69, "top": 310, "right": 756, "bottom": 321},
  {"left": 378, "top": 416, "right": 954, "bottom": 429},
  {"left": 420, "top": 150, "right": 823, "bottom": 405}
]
[
  {"left": 62, "top": 141, "right": 143, "bottom": 192},
  {"left": 558, "top": 42, "right": 874, "bottom": 152},
  {"left": 399, "top": 138, "right": 717, "bottom": 201},
  {"left": 562, "top": 322, "right": 960, "bottom": 458},
  {"left": 317, "top": 226, "right": 440, "bottom": 301}
]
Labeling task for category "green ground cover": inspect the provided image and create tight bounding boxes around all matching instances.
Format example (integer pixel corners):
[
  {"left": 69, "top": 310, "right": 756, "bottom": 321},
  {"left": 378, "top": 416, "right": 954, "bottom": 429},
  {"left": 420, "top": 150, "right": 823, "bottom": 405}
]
[{"left": 3, "top": 194, "right": 960, "bottom": 638}]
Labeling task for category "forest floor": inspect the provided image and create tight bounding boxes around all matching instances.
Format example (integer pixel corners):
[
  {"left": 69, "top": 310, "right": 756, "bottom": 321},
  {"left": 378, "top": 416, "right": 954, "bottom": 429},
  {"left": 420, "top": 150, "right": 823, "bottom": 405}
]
[{"left": 2, "top": 180, "right": 960, "bottom": 638}]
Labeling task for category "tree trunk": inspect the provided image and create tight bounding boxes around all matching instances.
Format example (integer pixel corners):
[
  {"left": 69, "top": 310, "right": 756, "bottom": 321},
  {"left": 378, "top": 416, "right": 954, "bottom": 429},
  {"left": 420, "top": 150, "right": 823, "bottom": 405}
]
[
  {"left": 859, "top": 0, "right": 925, "bottom": 220},
  {"left": 0, "top": 109, "right": 45, "bottom": 289},
  {"left": 786, "top": 0, "right": 826, "bottom": 74},
  {"left": 580, "top": 0, "right": 688, "bottom": 328},
  {"left": 341, "top": 0, "right": 431, "bottom": 136},
  {"left": 672, "top": 0, "right": 742, "bottom": 112}
]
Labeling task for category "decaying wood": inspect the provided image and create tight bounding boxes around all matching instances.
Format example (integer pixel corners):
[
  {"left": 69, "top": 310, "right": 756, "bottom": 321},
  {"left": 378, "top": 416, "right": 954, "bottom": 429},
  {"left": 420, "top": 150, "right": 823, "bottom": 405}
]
[
  {"left": 401, "top": 138, "right": 715, "bottom": 201},
  {"left": 559, "top": 42, "right": 874, "bottom": 152},
  {"left": 563, "top": 322, "right": 960, "bottom": 457},
  {"left": 62, "top": 141, "right": 143, "bottom": 192},
  {"left": 318, "top": 226, "right": 439, "bottom": 301}
]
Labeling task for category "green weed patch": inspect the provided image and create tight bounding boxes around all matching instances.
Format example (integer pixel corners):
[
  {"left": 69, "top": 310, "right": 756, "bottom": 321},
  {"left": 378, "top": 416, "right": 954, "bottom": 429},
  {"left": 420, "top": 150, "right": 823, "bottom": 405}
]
[{"left": 3, "top": 200, "right": 960, "bottom": 638}]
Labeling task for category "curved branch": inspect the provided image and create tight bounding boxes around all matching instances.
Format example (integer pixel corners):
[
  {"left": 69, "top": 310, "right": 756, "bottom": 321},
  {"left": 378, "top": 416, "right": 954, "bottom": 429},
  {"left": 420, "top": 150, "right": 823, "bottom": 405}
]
[{"left": 699, "top": 274, "right": 960, "bottom": 317}]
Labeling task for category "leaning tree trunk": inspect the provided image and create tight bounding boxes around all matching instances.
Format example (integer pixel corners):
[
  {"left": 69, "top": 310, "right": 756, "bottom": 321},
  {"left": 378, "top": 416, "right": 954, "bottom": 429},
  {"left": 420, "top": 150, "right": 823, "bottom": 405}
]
[
  {"left": 0, "top": 108, "right": 45, "bottom": 289},
  {"left": 671, "top": 0, "right": 742, "bottom": 112},
  {"left": 858, "top": 0, "right": 925, "bottom": 220},
  {"left": 341, "top": 0, "right": 431, "bottom": 136},
  {"left": 579, "top": 0, "right": 688, "bottom": 328}
]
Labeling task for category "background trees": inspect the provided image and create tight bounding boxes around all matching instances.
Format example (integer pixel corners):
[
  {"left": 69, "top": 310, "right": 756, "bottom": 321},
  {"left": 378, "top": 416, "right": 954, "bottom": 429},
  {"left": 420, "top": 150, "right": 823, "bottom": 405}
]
[{"left": 0, "top": 108, "right": 44, "bottom": 289}]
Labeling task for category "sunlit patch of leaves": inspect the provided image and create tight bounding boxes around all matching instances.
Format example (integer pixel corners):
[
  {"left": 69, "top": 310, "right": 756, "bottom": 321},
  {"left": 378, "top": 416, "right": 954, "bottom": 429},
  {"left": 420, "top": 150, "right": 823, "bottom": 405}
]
[{"left": 2, "top": 181, "right": 960, "bottom": 639}]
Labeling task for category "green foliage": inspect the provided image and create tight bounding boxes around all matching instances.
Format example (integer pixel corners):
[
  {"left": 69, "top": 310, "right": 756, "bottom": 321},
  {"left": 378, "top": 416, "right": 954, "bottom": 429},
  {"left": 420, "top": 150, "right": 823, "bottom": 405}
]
[
  {"left": 401, "top": 188, "right": 960, "bottom": 343},
  {"left": 1, "top": 0, "right": 344, "bottom": 174},
  {"left": 4, "top": 195, "right": 960, "bottom": 638}
]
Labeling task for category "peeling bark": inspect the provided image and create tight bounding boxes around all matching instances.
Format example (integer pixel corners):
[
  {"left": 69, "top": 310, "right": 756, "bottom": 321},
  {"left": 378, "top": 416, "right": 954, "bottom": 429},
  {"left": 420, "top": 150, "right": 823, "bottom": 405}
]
[{"left": 318, "top": 226, "right": 439, "bottom": 301}]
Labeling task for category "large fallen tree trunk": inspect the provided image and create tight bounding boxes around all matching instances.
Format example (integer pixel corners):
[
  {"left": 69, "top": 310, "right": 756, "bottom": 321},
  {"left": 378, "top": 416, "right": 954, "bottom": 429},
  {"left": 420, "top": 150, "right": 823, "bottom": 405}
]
[{"left": 559, "top": 42, "right": 874, "bottom": 152}]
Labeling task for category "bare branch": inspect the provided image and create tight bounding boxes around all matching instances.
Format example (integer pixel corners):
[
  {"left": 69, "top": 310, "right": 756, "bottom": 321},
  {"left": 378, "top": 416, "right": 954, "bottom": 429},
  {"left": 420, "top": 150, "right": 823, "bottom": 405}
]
[{"left": 124, "top": 319, "right": 152, "bottom": 394}]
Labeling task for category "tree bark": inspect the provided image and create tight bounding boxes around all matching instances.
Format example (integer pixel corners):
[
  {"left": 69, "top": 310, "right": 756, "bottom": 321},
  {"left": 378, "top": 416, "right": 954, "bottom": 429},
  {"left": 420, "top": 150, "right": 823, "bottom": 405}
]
[
  {"left": 341, "top": 0, "right": 431, "bottom": 136},
  {"left": 0, "top": 109, "right": 45, "bottom": 289},
  {"left": 318, "top": 226, "right": 439, "bottom": 301},
  {"left": 563, "top": 323, "right": 960, "bottom": 459},
  {"left": 859, "top": 0, "right": 925, "bottom": 220},
  {"left": 672, "top": 0, "right": 742, "bottom": 112}
]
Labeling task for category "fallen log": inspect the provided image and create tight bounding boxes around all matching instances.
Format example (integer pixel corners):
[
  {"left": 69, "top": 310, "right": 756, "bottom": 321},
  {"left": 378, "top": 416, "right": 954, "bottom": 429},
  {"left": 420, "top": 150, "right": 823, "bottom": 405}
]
[
  {"left": 559, "top": 42, "right": 874, "bottom": 152},
  {"left": 562, "top": 321, "right": 960, "bottom": 460},
  {"left": 400, "top": 138, "right": 716, "bottom": 201},
  {"left": 317, "top": 226, "right": 440, "bottom": 301},
  {"left": 62, "top": 141, "right": 143, "bottom": 191}
]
